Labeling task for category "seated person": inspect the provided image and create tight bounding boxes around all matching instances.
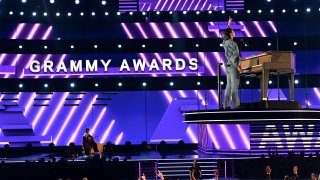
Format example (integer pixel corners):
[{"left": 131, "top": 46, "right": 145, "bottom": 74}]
[{"left": 82, "top": 128, "right": 98, "bottom": 155}]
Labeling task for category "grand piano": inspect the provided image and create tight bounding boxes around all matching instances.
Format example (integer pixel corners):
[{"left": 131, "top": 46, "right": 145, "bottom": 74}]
[{"left": 240, "top": 51, "right": 295, "bottom": 101}]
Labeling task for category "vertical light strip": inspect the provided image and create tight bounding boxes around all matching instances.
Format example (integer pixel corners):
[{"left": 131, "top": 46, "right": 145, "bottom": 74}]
[
  {"left": 68, "top": 95, "right": 98, "bottom": 144},
  {"left": 115, "top": 132, "right": 124, "bottom": 145},
  {"left": 239, "top": 21, "right": 252, "bottom": 37},
  {"left": 30, "top": 94, "right": 53, "bottom": 129},
  {"left": 267, "top": 21, "right": 277, "bottom": 33},
  {"left": 91, "top": 107, "right": 107, "bottom": 134},
  {"left": 174, "top": 0, "right": 181, "bottom": 11},
  {"left": 27, "top": 23, "right": 41, "bottom": 40},
  {"left": 253, "top": 21, "right": 266, "bottom": 37},
  {"left": 236, "top": 124, "right": 250, "bottom": 150},
  {"left": 220, "top": 124, "right": 236, "bottom": 149},
  {"left": 11, "top": 23, "right": 26, "bottom": 39},
  {"left": 200, "top": 0, "right": 208, "bottom": 11},
  {"left": 53, "top": 94, "right": 84, "bottom": 144},
  {"left": 207, "top": 125, "right": 220, "bottom": 149},
  {"left": 160, "top": 0, "right": 169, "bottom": 11},
  {"left": 167, "top": 0, "right": 175, "bottom": 10},
  {"left": 100, "top": 120, "right": 115, "bottom": 143},
  {"left": 135, "top": 23, "right": 148, "bottom": 39},
  {"left": 121, "top": 23, "right": 134, "bottom": 39},
  {"left": 154, "top": 0, "right": 162, "bottom": 10},
  {"left": 41, "top": 93, "right": 69, "bottom": 135},
  {"left": 187, "top": 0, "right": 195, "bottom": 11},
  {"left": 186, "top": 126, "right": 198, "bottom": 143}
]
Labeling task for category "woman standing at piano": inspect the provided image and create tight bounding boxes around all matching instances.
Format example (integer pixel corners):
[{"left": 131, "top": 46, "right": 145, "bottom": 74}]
[{"left": 222, "top": 17, "right": 243, "bottom": 109}]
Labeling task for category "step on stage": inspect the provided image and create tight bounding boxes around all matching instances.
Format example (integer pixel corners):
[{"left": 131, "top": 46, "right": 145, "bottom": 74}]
[{"left": 183, "top": 101, "right": 320, "bottom": 125}]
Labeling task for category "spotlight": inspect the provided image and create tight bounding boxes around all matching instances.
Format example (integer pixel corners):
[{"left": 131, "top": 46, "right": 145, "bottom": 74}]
[
  {"left": 294, "top": 80, "right": 299, "bottom": 84},
  {"left": 70, "top": 83, "right": 75, "bottom": 87},
  {"left": 44, "top": 84, "right": 48, "bottom": 88},
  {"left": 44, "top": 45, "right": 48, "bottom": 49},
  {"left": 19, "top": 45, "right": 23, "bottom": 49},
  {"left": 282, "top": 9, "right": 286, "bottom": 13},
  {"left": 306, "top": 8, "right": 311, "bottom": 12},
  {"left": 234, "top": 10, "right": 238, "bottom": 13},
  {"left": 105, "top": 12, "right": 109, "bottom": 16},
  {"left": 142, "top": 44, "right": 146, "bottom": 48},
  {"left": 196, "top": 11, "right": 200, "bottom": 14},
  {"left": 220, "top": 44, "right": 223, "bottom": 47},
  {"left": 32, "top": 12, "right": 37, "bottom": 16},
  {"left": 247, "top": 10, "right": 251, "bottom": 13},
  {"left": 156, "top": 11, "right": 160, "bottom": 15},
  {"left": 117, "top": 12, "right": 121, "bottom": 16},
  {"left": 50, "top": 0, "right": 54, "bottom": 3},
  {"left": 294, "top": 9, "right": 298, "bottom": 13},
  {"left": 20, "top": 12, "right": 24, "bottom": 16},
  {"left": 118, "top": 44, "right": 122, "bottom": 48},
  {"left": 268, "top": 42, "right": 271, "bottom": 46},
  {"left": 56, "top": 12, "right": 60, "bottom": 16},
  {"left": 268, "top": 80, "right": 272, "bottom": 84},
  {"left": 43, "top": 12, "right": 47, "bottom": 16},
  {"left": 70, "top": 45, "right": 74, "bottom": 49},
  {"left": 19, "top": 84, "right": 23, "bottom": 88},
  {"left": 197, "top": 82, "right": 201, "bottom": 86},
  {"left": 294, "top": 42, "right": 298, "bottom": 46},
  {"left": 129, "top": 12, "right": 133, "bottom": 15},
  {"left": 22, "top": 0, "right": 27, "bottom": 3},
  {"left": 169, "top": 11, "right": 173, "bottom": 14},
  {"left": 101, "top": 0, "right": 106, "bottom": 5},
  {"left": 270, "top": 9, "right": 274, "bottom": 13},
  {"left": 142, "top": 82, "right": 147, "bottom": 87},
  {"left": 170, "top": 82, "right": 174, "bottom": 86},
  {"left": 9, "top": 11, "right": 13, "bottom": 15},
  {"left": 267, "top": 0, "right": 271, "bottom": 2},
  {"left": 118, "top": 82, "right": 122, "bottom": 87},
  {"left": 80, "top": 12, "right": 84, "bottom": 16},
  {"left": 319, "top": 8, "right": 320, "bottom": 12},
  {"left": 91, "top": 12, "right": 95, "bottom": 16},
  {"left": 246, "top": 81, "right": 250, "bottom": 85},
  {"left": 95, "top": 83, "right": 99, "bottom": 87},
  {"left": 183, "top": 11, "right": 187, "bottom": 14},
  {"left": 220, "top": 81, "right": 224, "bottom": 85},
  {"left": 169, "top": 44, "right": 173, "bottom": 48},
  {"left": 258, "top": 10, "right": 262, "bottom": 13},
  {"left": 208, "top": 11, "right": 212, "bottom": 14},
  {"left": 221, "top": 10, "right": 225, "bottom": 14},
  {"left": 195, "top": 44, "right": 199, "bottom": 47},
  {"left": 94, "top": 45, "right": 98, "bottom": 48},
  {"left": 75, "top": 0, "right": 80, "bottom": 5},
  {"left": 68, "top": 12, "right": 71, "bottom": 16}
]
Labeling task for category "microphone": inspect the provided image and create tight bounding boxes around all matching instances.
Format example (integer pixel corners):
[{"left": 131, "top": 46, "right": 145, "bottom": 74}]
[{"left": 240, "top": 38, "right": 249, "bottom": 47}]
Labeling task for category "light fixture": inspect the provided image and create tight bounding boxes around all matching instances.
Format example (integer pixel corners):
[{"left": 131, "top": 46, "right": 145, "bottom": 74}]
[
  {"left": 156, "top": 11, "right": 160, "bottom": 15},
  {"left": 142, "top": 82, "right": 147, "bottom": 87},
  {"left": 294, "top": 80, "right": 299, "bottom": 84},
  {"left": 94, "top": 45, "right": 98, "bottom": 48},
  {"left": 142, "top": 12, "right": 146, "bottom": 15},
  {"left": 258, "top": 10, "right": 262, "bottom": 13},
  {"left": 70, "top": 83, "right": 75, "bottom": 87},
  {"left": 101, "top": 0, "right": 106, "bottom": 5},
  {"left": 220, "top": 81, "right": 224, "bottom": 85},
  {"left": 195, "top": 44, "right": 199, "bottom": 47},
  {"left": 19, "top": 45, "right": 23, "bottom": 49},
  {"left": 267, "top": 0, "right": 271, "bottom": 2},
  {"left": 56, "top": 12, "right": 60, "bottom": 16},
  {"left": 170, "top": 82, "right": 174, "bottom": 86},
  {"left": 95, "top": 83, "right": 99, "bottom": 87},
  {"left": 117, "top": 12, "right": 121, "bottom": 15},
  {"left": 306, "top": 8, "right": 311, "bottom": 12},
  {"left": 270, "top": 9, "right": 274, "bottom": 13},
  {"left": 268, "top": 80, "right": 272, "bottom": 84},
  {"left": 268, "top": 43, "right": 271, "bottom": 46},
  {"left": 129, "top": 12, "right": 133, "bottom": 15},
  {"left": 294, "top": 9, "right": 298, "bottom": 13},
  {"left": 169, "top": 11, "right": 173, "bottom": 14},
  {"left": 44, "top": 46, "right": 48, "bottom": 49},
  {"left": 44, "top": 84, "right": 48, "bottom": 88},
  {"left": 68, "top": 12, "right": 71, "bottom": 16},
  {"left": 294, "top": 42, "right": 298, "bottom": 46},
  {"left": 9, "top": 11, "right": 13, "bottom": 15},
  {"left": 169, "top": 44, "right": 173, "bottom": 48},
  {"left": 32, "top": 12, "right": 37, "bottom": 16},
  {"left": 282, "top": 9, "right": 286, "bottom": 13},
  {"left": 197, "top": 82, "right": 201, "bottom": 86},
  {"left": 118, "top": 44, "right": 122, "bottom": 48},
  {"left": 208, "top": 11, "right": 212, "bottom": 14},
  {"left": 247, "top": 10, "right": 251, "bottom": 13},
  {"left": 118, "top": 82, "right": 122, "bottom": 87},
  {"left": 246, "top": 81, "right": 250, "bottom": 85},
  {"left": 70, "top": 45, "right": 74, "bottom": 49},
  {"left": 43, "top": 12, "right": 47, "bottom": 16},
  {"left": 91, "top": 12, "right": 95, "bottom": 16},
  {"left": 75, "top": 0, "right": 80, "bottom": 5},
  {"left": 19, "top": 84, "right": 23, "bottom": 88},
  {"left": 50, "top": 0, "right": 54, "bottom": 4},
  {"left": 221, "top": 10, "right": 225, "bottom": 14},
  {"left": 22, "top": 0, "right": 27, "bottom": 3},
  {"left": 234, "top": 10, "right": 238, "bottom": 14},
  {"left": 196, "top": 11, "right": 200, "bottom": 14},
  {"left": 80, "top": 12, "right": 84, "bottom": 16},
  {"left": 105, "top": 12, "right": 109, "bottom": 16},
  {"left": 142, "top": 44, "right": 146, "bottom": 48},
  {"left": 183, "top": 11, "right": 187, "bottom": 14},
  {"left": 20, "top": 12, "right": 24, "bottom": 16}
]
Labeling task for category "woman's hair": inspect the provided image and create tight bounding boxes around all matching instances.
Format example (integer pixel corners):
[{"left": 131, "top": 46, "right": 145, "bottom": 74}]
[{"left": 223, "top": 27, "right": 233, "bottom": 40}]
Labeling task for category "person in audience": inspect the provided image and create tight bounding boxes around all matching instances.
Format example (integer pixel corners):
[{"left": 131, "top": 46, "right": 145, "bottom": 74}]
[
  {"left": 190, "top": 160, "right": 202, "bottom": 180},
  {"left": 157, "top": 170, "right": 165, "bottom": 180},
  {"left": 82, "top": 128, "right": 98, "bottom": 155},
  {"left": 214, "top": 169, "right": 219, "bottom": 180},
  {"left": 311, "top": 172, "right": 318, "bottom": 180},
  {"left": 141, "top": 173, "right": 146, "bottom": 180},
  {"left": 291, "top": 165, "right": 299, "bottom": 180}
]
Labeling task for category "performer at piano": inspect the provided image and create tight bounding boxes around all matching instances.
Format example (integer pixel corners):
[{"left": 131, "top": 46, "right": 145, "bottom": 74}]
[
  {"left": 222, "top": 16, "right": 242, "bottom": 109},
  {"left": 82, "top": 128, "right": 99, "bottom": 155}
]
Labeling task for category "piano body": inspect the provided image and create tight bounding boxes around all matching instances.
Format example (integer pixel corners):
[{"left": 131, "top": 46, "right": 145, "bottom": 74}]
[{"left": 240, "top": 51, "right": 295, "bottom": 101}]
